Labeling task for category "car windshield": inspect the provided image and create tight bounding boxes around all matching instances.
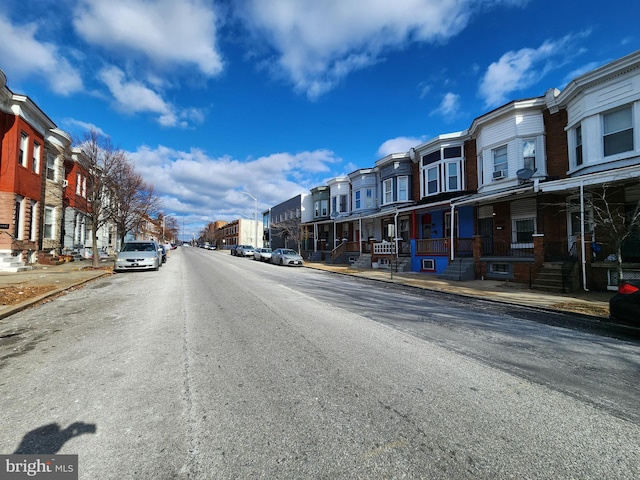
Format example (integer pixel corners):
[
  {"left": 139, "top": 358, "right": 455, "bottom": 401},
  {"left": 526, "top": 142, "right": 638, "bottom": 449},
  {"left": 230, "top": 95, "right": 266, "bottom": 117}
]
[
  {"left": 122, "top": 243, "right": 156, "bottom": 252},
  {"left": 282, "top": 249, "right": 297, "bottom": 255}
]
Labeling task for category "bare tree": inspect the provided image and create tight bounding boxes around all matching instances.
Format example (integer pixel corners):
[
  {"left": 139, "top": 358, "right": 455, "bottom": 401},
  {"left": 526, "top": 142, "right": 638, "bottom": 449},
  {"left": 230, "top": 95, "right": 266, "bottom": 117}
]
[
  {"left": 589, "top": 182, "right": 640, "bottom": 282},
  {"left": 272, "top": 216, "right": 302, "bottom": 252},
  {"left": 76, "top": 130, "right": 123, "bottom": 268},
  {"left": 109, "top": 156, "right": 162, "bottom": 247}
]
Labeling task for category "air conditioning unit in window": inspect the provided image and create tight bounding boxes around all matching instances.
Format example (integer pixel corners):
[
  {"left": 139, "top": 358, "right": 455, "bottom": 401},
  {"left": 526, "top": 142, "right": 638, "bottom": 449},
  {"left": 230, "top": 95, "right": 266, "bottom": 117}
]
[
  {"left": 492, "top": 170, "right": 506, "bottom": 180},
  {"left": 62, "top": 180, "right": 69, "bottom": 188}
]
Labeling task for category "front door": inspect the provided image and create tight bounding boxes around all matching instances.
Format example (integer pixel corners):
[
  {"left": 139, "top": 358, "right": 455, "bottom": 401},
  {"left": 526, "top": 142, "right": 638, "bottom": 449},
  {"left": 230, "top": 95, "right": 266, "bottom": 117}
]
[{"left": 478, "top": 218, "right": 493, "bottom": 255}]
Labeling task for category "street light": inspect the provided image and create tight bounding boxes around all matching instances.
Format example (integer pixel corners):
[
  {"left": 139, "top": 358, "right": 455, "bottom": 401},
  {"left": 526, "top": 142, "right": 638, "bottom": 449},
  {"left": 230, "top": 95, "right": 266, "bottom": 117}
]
[{"left": 241, "top": 191, "right": 259, "bottom": 248}]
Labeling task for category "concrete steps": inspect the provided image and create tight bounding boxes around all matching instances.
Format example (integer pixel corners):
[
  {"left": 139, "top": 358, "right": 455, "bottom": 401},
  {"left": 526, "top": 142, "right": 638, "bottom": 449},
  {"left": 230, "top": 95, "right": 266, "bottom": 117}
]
[
  {"left": 438, "top": 258, "right": 475, "bottom": 281},
  {"left": 532, "top": 261, "right": 579, "bottom": 293},
  {"left": 0, "top": 254, "right": 32, "bottom": 273}
]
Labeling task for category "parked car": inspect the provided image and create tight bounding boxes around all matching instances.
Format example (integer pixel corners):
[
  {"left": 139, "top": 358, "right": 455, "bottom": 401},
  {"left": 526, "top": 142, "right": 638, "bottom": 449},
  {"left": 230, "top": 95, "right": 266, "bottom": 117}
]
[
  {"left": 229, "top": 245, "right": 239, "bottom": 256},
  {"left": 158, "top": 244, "right": 167, "bottom": 263},
  {"left": 609, "top": 279, "right": 640, "bottom": 326},
  {"left": 237, "top": 245, "right": 255, "bottom": 257},
  {"left": 253, "top": 247, "right": 272, "bottom": 262},
  {"left": 114, "top": 240, "right": 162, "bottom": 272},
  {"left": 271, "top": 248, "right": 304, "bottom": 266}
]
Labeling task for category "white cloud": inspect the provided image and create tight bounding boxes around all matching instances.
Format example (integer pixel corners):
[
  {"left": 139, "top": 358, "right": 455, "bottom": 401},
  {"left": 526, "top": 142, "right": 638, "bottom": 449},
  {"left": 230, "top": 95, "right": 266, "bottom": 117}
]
[
  {"left": 98, "top": 66, "right": 206, "bottom": 127},
  {"left": 62, "top": 118, "right": 106, "bottom": 136},
  {"left": 73, "top": 0, "right": 223, "bottom": 76},
  {"left": 128, "top": 145, "right": 342, "bottom": 226},
  {"left": 236, "top": 0, "right": 492, "bottom": 99},
  {"left": 431, "top": 92, "right": 461, "bottom": 119},
  {"left": 377, "top": 136, "right": 426, "bottom": 157},
  {"left": 0, "top": 14, "right": 83, "bottom": 95},
  {"left": 478, "top": 34, "right": 582, "bottom": 107}
]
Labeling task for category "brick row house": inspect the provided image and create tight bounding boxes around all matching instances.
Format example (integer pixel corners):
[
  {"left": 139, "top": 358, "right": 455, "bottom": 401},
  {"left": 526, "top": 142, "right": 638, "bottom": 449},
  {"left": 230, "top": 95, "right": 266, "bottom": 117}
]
[
  {"left": 0, "top": 69, "right": 113, "bottom": 270},
  {"left": 290, "top": 50, "right": 640, "bottom": 292}
]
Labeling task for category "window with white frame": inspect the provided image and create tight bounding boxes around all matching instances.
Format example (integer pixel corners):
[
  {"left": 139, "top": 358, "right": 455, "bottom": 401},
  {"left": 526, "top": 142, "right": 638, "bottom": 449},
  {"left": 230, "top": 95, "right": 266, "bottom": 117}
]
[
  {"left": 19, "top": 133, "right": 28, "bottom": 167},
  {"left": 427, "top": 167, "right": 438, "bottom": 195},
  {"left": 513, "top": 217, "right": 536, "bottom": 243},
  {"left": 446, "top": 162, "right": 459, "bottom": 191},
  {"left": 383, "top": 179, "right": 393, "bottom": 204},
  {"left": 421, "top": 145, "right": 463, "bottom": 196},
  {"left": 82, "top": 177, "right": 87, "bottom": 197},
  {"left": 444, "top": 211, "right": 459, "bottom": 239},
  {"left": 421, "top": 259, "right": 435, "bottom": 271},
  {"left": 355, "top": 190, "right": 361, "bottom": 209},
  {"left": 365, "top": 188, "right": 373, "bottom": 208},
  {"left": 603, "top": 106, "right": 633, "bottom": 157},
  {"left": 575, "top": 125, "right": 583, "bottom": 166},
  {"left": 30, "top": 200, "right": 38, "bottom": 241},
  {"left": 331, "top": 196, "right": 337, "bottom": 215},
  {"left": 14, "top": 196, "right": 24, "bottom": 239},
  {"left": 32, "top": 142, "right": 40, "bottom": 173},
  {"left": 523, "top": 139, "right": 536, "bottom": 171},
  {"left": 511, "top": 198, "right": 536, "bottom": 245},
  {"left": 493, "top": 145, "right": 508, "bottom": 179},
  {"left": 397, "top": 176, "right": 408, "bottom": 201},
  {"left": 320, "top": 199, "right": 328, "bottom": 216},
  {"left": 46, "top": 154, "right": 56, "bottom": 180},
  {"left": 76, "top": 173, "right": 82, "bottom": 195}
]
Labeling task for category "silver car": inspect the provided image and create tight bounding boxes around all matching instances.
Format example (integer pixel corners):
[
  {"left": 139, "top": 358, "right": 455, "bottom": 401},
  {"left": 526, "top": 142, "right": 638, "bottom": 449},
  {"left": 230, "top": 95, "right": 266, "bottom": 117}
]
[
  {"left": 114, "top": 240, "right": 162, "bottom": 272},
  {"left": 253, "top": 247, "right": 272, "bottom": 261},
  {"left": 271, "top": 248, "right": 304, "bottom": 266},
  {"left": 237, "top": 245, "right": 255, "bottom": 257}
]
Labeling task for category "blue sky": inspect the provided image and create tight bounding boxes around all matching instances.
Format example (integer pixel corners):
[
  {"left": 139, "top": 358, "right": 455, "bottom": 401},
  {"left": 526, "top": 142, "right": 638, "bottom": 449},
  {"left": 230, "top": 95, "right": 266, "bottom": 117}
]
[{"left": 0, "top": 0, "right": 637, "bottom": 240}]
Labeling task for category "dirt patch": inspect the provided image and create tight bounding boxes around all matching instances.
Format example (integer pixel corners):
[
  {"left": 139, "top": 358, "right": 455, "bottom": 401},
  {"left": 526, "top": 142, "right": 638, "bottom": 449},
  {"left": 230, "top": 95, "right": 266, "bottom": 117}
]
[
  {"left": 0, "top": 285, "right": 58, "bottom": 306},
  {"left": 549, "top": 302, "right": 609, "bottom": 318}
]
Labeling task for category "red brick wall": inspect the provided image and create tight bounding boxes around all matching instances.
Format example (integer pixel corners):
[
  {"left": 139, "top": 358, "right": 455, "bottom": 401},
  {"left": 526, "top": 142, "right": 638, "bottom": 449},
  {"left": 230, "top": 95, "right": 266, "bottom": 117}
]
[
  {"left": 543, "top": 108, "right": 569, "bottom": 179},
  {"left": 464, "top": 138, "right": 478, "bottom": 191}
]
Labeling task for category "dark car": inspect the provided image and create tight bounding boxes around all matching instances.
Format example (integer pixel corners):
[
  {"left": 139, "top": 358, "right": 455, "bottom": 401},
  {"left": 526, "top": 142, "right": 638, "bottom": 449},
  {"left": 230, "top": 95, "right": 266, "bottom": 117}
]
[{"left": 609, "top": 279, "right": 640, "bottom": 326}]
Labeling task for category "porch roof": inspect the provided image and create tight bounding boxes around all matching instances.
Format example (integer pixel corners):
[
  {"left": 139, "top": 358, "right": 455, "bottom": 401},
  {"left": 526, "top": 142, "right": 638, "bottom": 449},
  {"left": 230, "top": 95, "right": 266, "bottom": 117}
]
[
  {"left": 450, "top": 185, "right": 534, "bottom": 207},
  {"left": 538, "top": 164, "right": 640, "bottom": 193}
]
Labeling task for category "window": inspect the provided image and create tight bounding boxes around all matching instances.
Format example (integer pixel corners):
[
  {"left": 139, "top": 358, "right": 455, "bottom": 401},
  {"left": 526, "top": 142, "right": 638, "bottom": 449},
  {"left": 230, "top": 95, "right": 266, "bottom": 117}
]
[
  {"left": 46, "top": 154, "right": 56, "bottom": 180},
  {"left": 490, "top": 263, "right": 510, "bottom": 275},
  {"left": 14, "top": 197, "right": 24, "bottom": 239},
  {"left": 19, "top": 133, "right": 28, "bottom": 167},
  {"left": 513, "top": 218, "right": 535, "bottom": 243},
  {"left": 76, "top": 173, "right": 82, "bottom": 194},
  {"left": 422, "top": 150, "right": 440, "bottom": 165},
  {"left": 603, "top": 106, "right": 633, "bottom": 157},
  {"left": 493, "top": 145, "right": 508, "bottom": 179},
  {"left": 427, "top": 167, "right": 438, "bottom": 195},
  {"left": 444, "top": 211, "right": 458, "bottom": 239},
  {"left": 30, "top": 201, "right": 38, "bottom": 241},
  {"left": 365, "top": 188, "right": 373, "bottom": 208},
  {"left": 575, "top": 125, "right": 583, "bottom": 166},
  {"left": 340, "top": 194, "right": 348, "bottom": 212},
  {"left": 320, "top": 199, "right": 328, "bottom": 217},
  {"left": 32, "top": 142, "right": 40, "bottom": 173},
  {"left": 398, "top": 177, "right": 408, "bottom": 201},
  {"left": 331, "top": 196, "right": 337, "bottom": 215},
  {"left": 523, "top": 139, "right": 536, "bottom": 171},
  {"left": 383, "top": 179, "right": 393, "bottom": 204},
  {"left": 421, "top": 259, "right": 435, "bottom": 271},
  {"left": 355, "top": 190, "right": 361, "bottom": 209},
  {"left": 446, "top": 163, "right": 459, "bottom": 191}
]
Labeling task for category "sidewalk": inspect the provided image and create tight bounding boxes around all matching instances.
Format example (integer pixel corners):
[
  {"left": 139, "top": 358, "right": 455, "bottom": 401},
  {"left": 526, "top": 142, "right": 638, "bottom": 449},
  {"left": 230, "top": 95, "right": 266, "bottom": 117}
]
[
  {"left": 0, "top": 255, "right": 613, "bottom": 322},
  {"left": 0, "top": 259, "right": 112, "bottom": 320},
  {"left": 303, "top": 262, "right": 613, "bottom": 320}
]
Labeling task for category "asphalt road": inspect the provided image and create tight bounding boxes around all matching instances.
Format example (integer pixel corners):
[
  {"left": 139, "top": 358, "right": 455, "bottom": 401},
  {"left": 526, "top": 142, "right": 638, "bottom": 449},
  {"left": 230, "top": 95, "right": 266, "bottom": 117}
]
[{"left": 0, "top": 247, "right": 638, "bottom": 479}]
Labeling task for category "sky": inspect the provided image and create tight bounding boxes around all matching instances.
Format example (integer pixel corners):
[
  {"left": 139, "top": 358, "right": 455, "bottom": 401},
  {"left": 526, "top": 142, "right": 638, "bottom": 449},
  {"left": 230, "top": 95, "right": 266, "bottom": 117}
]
[{"left": 0, "top": 0, "right": 637, "bottom": 241}]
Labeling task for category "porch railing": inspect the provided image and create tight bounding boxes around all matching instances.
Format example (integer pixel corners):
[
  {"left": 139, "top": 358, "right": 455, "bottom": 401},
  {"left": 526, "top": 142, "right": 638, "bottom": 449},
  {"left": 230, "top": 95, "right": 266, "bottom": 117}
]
[
  {"left": 481, "top": 239, "right": 534, "bottom": 258},
  {"left": 415, "top": 237, "right": 474, "bottom": 257},
  {"left": 373, "top": 242, "right": 395, "bottom": 255}
]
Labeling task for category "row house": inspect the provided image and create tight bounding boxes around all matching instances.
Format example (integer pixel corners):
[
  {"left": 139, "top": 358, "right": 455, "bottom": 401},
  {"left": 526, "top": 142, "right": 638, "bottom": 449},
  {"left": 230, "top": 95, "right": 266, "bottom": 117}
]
[
  {"left": 268, "top": 194, "right": 312, "bottom": 251},
  {"left": 295, "top": 49, "right": 640, "bottom": 291},
  {"left": 0, "top": 68, "right": 115, "bottom": 268}
]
